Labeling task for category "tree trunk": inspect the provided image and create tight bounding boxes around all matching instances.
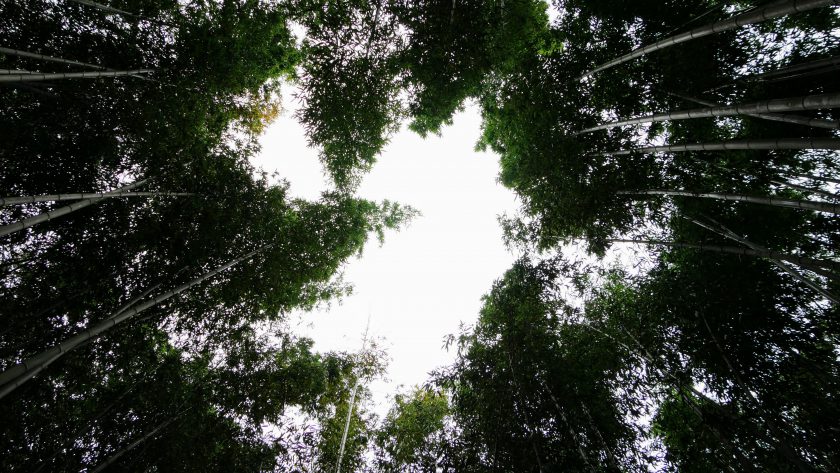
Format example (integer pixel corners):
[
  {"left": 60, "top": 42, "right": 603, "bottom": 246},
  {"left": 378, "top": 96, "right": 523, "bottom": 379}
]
[
  {"left": 618, "top": 189, "right": 840, "bottom": 214},
  {"left": 0, "top": 191, "right": 194, "bottom": 206},
  {"left": 700, "top": 315, "right": 818, "bottom": 473},
  {"left": 686, "top": 214, "right": 837, "bottom": 279},
  {"left": 0, "top": 69, "right": 35, "bottom": 74},
  {"left": 0, "top": 69, "right": 153, "bottom": 83},
  {"left": 578, "top": 0, "right": 834, "bottom": 79},
  {"left": 596, "top": 138, "right": 840, "bottom": 157},
  {"left": 706, "top": 55, "right": 840, "bottom": 92},
  {"left": 789, "top": 173, "right": 840, "bottom": 185},
  {"left": 33, "top": 382, "right": 141, "bottom": 473},
  {"left": 0, "top": 352, "right": 63, "bottom": 399},
  {"left": 0, "top": 46, "right": 106, "bottom": 70},
  {"left": 539, "top": 378, "right": 595, "bottom": 470},
  {"left": 0, "top": 179, "right": 149, "bottom": 238},
  {"left": 0, "top": 244, "right": 272, "bottom": 397},
  {"left": 578, "top": 93, "right": 840, "bottom": 134},
  {"left": 578, "top": 400, "right": 620, "bottom": 472},
  {"left": 664, "top": 91, "right": 840, "bottom": 131},
  {"left": 607, "top": 238, "right": 840, "bottom": 273},
  {"left": 685, "top": 216, "right": 838, "bottom": 303},
  {"left": 583, "top": 323, "right": 756, "bottom": 472},
  {"left": 335, "top": 382, "right": 360, "bottom": 473},
  {"left": 90, "top": 412, "right": 184, "bottom": 473},
  {"left": 68, "top": 0, "right": 138, "bottom": 18},
  {"left": 683, "top": 154, "right": 839, "bottom": 201},
  {"left": 335, "top": 318, "right": 370, "bottom": 473},
  {"left": 769, "top": 178, "right": 839, "bottom": 201}
]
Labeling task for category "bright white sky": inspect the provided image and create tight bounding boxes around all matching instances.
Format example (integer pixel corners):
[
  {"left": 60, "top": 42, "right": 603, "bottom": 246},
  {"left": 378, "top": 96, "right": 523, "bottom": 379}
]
[{"left": 254, "top": 87, "right": 520, "bottom": 415}]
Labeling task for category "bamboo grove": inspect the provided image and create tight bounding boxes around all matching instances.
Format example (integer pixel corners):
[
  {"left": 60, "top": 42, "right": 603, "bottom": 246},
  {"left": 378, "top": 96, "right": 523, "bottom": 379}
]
[{"left": 2, "top": 0, "right": 839, "bottom": 472}]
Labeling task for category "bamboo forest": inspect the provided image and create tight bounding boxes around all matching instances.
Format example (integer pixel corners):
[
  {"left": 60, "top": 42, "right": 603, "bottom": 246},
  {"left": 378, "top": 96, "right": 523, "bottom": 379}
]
[{"left": 2, "top": 0, "right": 840, "bottom": 471}]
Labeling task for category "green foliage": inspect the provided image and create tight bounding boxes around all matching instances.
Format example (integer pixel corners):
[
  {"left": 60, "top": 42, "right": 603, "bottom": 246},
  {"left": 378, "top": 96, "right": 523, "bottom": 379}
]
[{"left": 374, "top": 387, "right": 449, "bottom": 472}]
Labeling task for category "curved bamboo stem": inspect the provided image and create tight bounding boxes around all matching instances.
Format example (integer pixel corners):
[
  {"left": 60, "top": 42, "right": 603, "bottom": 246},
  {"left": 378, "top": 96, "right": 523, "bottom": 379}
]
[
  {"left": 684, "top": 216, "right": 838, "bottom": 303},
  {"left": 595, "top": 138, "right": 840, "bottom": 157},
  {"left": 619, "top": 189, "right": 840, "bottom": 214},
  {"left": 664, "top": 91, "right": 840, "bottom": 131},
  {"left": 0, "top": 192, "right": 194, "bottom": 206},
  {"left": 0, "top": 244, "right": 272, "bottom": 397},
  {"left": 0, "top": 69, "right": 153, "bottom": 83},
  {"left": 0, "top": 46, "right": 106, "bottom": 70},
  {"left": 0, "top": 179, "right": 149, "bottom": 238},
  {"left": 578, "top": 0, "right": 834, "bottom": 79},
  {"left": 67, "top": 0, "right": 138, "bottom": 18},
  {"left": 608, "top": 238, "right": 840, "bottom": 273},
  {"left": 89, "top": 410, "right": 188, "bottom": 473},
  {"left": 579, "top": 93, "right": 840, "bottom": 134}
]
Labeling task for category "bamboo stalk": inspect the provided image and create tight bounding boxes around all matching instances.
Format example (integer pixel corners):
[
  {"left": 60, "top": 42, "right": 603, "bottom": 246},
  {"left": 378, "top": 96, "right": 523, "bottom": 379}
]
[
  {"left": 0, "top": 179, "right": 149, "bottom": 238},
  {"left": 579, "top": 93, "right": 840, "bottom": 133},
  {"left": 67, "top": 0, "right": 138, "bottom": 18},
  {"left": 685, "top": 216, "right": 838, "bottom": 303},
  {"left": 0, "top": 69, "right": 153, "bottom": 83},
  {"left": 608, "top": 238, "right": 840, "bottom": 272},
  {"left": 0, "top": 46, "right": 106, "bottom": 70},
  {"left": 596, "top": 138, "right": 840, "bottom": 157},
  {"left": 706, "top": 55, "right": 840, "bottom": 92},
  {"left": 578, "top": 0, "right": 834, "bottom": 79},
  {"left": 90, "top": 411, "right": 187, "bottom": 473},
  {"left": 0, "top": 244, "right": 272, "bottom": 396},
  {"left": 664, "top": 91, "right": 840, "bottom": 131},
  {"left": 619, "top": 189, "right": 840, "bottom": 215},
  {"left": 335, "top": 316, "right": 371, "bottom": 473},
  {"left": 0, "top": 192, "right": 194, "bottom": 206}
]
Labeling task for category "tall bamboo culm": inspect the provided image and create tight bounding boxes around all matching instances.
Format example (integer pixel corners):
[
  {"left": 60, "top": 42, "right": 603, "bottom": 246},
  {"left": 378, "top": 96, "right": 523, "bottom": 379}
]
[
  {"left": 578, "top": 0, "right": 834, "bottom": 79},
  {"left": 0, "top": 244, "right": 272, "bottom": 398}
]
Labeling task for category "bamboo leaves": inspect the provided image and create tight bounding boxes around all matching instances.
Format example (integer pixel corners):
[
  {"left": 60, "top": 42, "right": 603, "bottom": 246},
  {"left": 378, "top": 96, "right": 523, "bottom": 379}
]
[{"left": 578, "top": 0, "right": 836, "bottom": 79}]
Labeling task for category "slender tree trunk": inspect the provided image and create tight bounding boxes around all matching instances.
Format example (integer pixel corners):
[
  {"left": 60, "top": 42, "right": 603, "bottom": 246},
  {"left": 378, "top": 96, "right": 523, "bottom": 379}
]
[
  {"left": 504, "top": 351, "right": 545, "bottom": 472},
  {"left": 335, "top": 318, "right": 370, "bottom": 473},
  {"left": 750, "top": 54, "right": 840, "bottom": 80},
  {"left": 0, "top": 69, "right": 34, "bottom": 74},
  {"left": 0, "top": 69, "right": 153, "bottom": 83},
  {"left": 0, "top": 46, "right": 106, "bottom": 70},
  {"left": 790, "top": 173, "right": 840, "bottom": 185},
  {"left": 583, "top": 323, "right": 756, "bottom": 472},
  {"left": 664, "top": 91, "right": 840, "bottom": 131},
  {"left": 578, "top": 93, "right": 840, "bottom": 134},
  {"left": 33, "top": 382, "right": 141, "bottom": 473},
  {"left": 0, "top": 179, "right": 149, "bottom": 238},
  {"left": 700, "top": 316, "right": 817, "bottom": 473},
  {"left": 688, "top": 214, "right": 837, "bottom": 279},
  {"left": 607, "top": 238, "right": 840, "bottom": 273},
  {"left": 685, "top": 216, "right": 838, "bottom": 302},
  {"left": 90, "top": 411, "right": 186, "bottom": 473},
  {"left": 539, "top": 378, "right": 595, "bottom": 471},
  {"left": 577, "top": 396, "right": 620, "bottom": 472},
  {"left": 335, "top": 382, "right": 359, "bottom": 473},
  {"left": 68, "top": 0, "right": 138, "bottom": 18},
  {"left": 769, "top": 178, "right": 839, "bottom": 201},
  {"left": 683, "top": 154, "right": 839, "bottom": 201},
  {"left": 0, "top": 245, "right": 272, "bottom": 397},
  {"left": 578, "top": 0, "right": 834, "bottom": 79},
  {"left": 674, "top": 389, "right": 751, "bottom": 473},
  {"left": 618, "top": 188, "right": 840, "bottom": 214},
  {"left": 706, "top": 55, "right": 840, "bottom": 92},
  {"left": 0, "top": 352, "right": 63, "bottom": 399},
  {"left": 0, "top": 192, "right": 194, "bottom": 206},
  {"left": 596, "top": 138, "right": 840, "bottom": 157}
]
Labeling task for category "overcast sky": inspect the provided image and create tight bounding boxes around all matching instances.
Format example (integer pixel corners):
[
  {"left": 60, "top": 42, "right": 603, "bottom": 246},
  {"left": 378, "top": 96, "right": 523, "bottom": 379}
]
[{"left": 254, "top": 88, "right": 520, "bottom": 414}]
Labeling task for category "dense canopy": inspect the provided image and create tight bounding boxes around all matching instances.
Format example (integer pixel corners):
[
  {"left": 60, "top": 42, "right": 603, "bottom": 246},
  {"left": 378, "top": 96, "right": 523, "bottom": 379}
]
[{"left": 2, "top": 0, "right": 838, "bottom": 471}]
